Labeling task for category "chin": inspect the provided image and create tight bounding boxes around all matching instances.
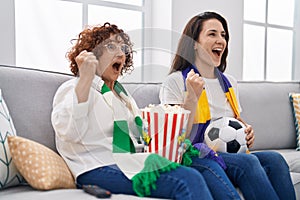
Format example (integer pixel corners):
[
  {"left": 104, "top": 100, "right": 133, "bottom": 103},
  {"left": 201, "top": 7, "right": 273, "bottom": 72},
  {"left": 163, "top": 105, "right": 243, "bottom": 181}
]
[{"left": 213, "top": 62, "right": 220, "bottom": 67}]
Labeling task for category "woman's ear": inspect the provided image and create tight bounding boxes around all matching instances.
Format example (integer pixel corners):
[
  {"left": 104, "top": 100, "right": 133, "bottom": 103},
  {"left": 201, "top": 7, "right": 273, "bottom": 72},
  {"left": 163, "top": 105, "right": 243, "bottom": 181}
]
[{"left": 194, "top": 42, "right": 197, "bottom": 50}]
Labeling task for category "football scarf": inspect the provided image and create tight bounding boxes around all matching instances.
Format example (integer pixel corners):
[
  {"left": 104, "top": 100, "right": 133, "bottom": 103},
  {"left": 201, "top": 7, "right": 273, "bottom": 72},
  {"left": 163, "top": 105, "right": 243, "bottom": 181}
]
[
  {"left": 182, "top": 65, "right": 240, "bottom": 145},
  {"left": 96, "top": 79, "right": 179, "bottom": 197}
]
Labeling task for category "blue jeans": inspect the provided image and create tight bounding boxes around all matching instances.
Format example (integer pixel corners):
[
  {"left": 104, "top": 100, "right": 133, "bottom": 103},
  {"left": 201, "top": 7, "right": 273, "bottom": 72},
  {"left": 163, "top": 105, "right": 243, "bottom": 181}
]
[
  {"left": 76, "top": 164, "right": 214, "bottom": 200},
  {"left": 219, "top": 151, "right": 296, "bottom": 200},
  {"left": 190, "top": 157, "right": 240, "bottom": 199}
]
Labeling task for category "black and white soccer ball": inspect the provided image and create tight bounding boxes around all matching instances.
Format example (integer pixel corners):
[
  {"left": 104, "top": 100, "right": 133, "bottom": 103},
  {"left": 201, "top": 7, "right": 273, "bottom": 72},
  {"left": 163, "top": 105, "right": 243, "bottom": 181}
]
[{"left": 204, "top": 117, "right": 248, "bottom": 153}]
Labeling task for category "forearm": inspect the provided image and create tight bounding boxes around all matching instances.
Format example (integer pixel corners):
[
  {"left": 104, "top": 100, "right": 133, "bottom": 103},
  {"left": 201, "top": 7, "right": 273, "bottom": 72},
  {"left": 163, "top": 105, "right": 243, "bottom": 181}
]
[
  {"left": 182, "top": 92, "right": 198, "bottom": 138},
  {"left": 75, "top": 76, "right": 93, "bottom": 103},
  {"left": 52, "top": 82, "right": 92, "bottom": 142},
  {"left": 236, "top": 116, "right": 248, "bottom": 126}
]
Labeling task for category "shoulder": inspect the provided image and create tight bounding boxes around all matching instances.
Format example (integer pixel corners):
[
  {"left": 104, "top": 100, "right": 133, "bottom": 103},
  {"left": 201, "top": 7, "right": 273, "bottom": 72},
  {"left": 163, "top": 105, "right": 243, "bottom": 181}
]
[
  {"left": 56, "top": 78, "right": 77, "bottom": 93},
  {"left": 162, "top": 71, "right": 185, "bottom": 92},
  {"left": 223, "top": 73, "right": 237, "bottom": 85},
  {"left": 163, "top": 71, "right": 184, "bottom": 85},
  {"left": 160, "top": 71, "right": 185, "bottom": 104},
  {"left": 53, "top": 78, "right": 78, "bottom": 102}
]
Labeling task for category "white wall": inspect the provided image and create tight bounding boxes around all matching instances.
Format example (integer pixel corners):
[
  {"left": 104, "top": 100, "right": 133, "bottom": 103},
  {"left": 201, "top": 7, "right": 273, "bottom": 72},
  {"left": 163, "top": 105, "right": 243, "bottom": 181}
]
[
  {"left": 0, "top": 0, "right": 15, "bottom": 66},
  {"left": 143, "top": 0, "right": 172, "bottom": 82},
  {"left": 1, "top": 0, "right": 299, "bottom": 81},
  {"left": 294, "top": 0, "right": 300, "bottom": 80}
]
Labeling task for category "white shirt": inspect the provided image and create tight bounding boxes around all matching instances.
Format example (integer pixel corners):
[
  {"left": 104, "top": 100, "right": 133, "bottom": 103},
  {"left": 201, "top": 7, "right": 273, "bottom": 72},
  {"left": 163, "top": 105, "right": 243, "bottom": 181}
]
[
  {"left": 51, "top": 76, "right": 138, "bottom": 179},
  {"left": 159, "top": 71, "right": 242, "bottom": 121}
]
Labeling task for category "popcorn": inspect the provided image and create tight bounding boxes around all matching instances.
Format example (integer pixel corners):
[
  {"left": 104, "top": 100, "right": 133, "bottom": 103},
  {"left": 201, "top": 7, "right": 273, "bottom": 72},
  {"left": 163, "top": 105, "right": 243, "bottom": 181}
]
[{"left": 141, "top": 104, "right": 190, "bottom": 163}]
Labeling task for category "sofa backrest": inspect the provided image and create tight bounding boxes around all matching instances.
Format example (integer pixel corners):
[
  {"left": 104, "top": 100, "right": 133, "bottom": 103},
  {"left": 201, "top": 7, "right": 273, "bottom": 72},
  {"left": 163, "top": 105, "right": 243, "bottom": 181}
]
[
  {"left": 238, "top": 81, "right": 300, "bottom": 150},
  {"left": 121, "top": 82, "right": 161, "bottom": 108},
  {"left": 0, "top": 65, "right": 72, "bottom": 151},
  {"left": 1, "top": 65, "right": 299, "bottom": 152},
  {"left": 0, "top": 65, "right": 161, "bottom": 152}
]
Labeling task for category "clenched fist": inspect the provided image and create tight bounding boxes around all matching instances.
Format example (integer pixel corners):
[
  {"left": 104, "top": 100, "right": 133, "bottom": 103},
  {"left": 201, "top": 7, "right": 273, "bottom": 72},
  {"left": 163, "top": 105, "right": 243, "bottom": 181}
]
[
  {"left": 75, "top": 50, "right": 99, "bottom": 103},
  {"left": 75, "top": 50, "right": 98, "bottom": 82},
  {"left": 186, "top": 69, "right": 205, "bottom": 100}
]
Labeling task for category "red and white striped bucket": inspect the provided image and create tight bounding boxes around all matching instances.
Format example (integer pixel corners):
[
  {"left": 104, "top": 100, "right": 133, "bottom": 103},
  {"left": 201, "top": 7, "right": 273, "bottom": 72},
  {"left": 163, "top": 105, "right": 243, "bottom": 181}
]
[{"left": 141, "top": 105, "right": 190, "bottom": 163}]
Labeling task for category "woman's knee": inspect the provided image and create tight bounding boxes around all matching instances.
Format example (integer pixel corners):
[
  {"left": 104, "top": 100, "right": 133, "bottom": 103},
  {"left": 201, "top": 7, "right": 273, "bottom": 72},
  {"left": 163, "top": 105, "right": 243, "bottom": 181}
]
[
  {"left": 183, "top": 166, "right": 206, "bottom": 180},
  {"left": 221, "top": 152, "right": 261, "bottom": 170},
  {"left": 254, "top": 151, "right": 289, "bottom": 171},
  {"left": 169, "top": 167, "right": 209, "bottom": 195}
]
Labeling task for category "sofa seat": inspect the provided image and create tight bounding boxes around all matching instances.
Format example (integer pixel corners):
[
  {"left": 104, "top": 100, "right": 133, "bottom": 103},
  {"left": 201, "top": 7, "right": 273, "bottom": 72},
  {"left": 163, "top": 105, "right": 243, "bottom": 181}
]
[
  {"left": 1, "top": 185, "right": 162, "bottom": 200},
  {"left": 251, "top": 149, "right": 300, "bottom": 195}
]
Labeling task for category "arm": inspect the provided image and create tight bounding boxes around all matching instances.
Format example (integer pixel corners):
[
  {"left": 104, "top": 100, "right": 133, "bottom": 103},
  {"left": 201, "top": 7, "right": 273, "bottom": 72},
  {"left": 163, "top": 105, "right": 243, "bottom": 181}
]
[
  {"left": 237, "top": 116, "right": 255, "bottom": 148},
  {"left": 51, "top": 82, "right": 91, "bottom": 143},
  {"left": 160, "top": 70, "right": 204, "bottom": 138},
  {"left": 74, "top": 50, "right": 98, "bottom": 103},
  {"left": 51, "top": 50, "right": 99, "bottom": 142},
  {"left": 182, "top": 69, "right": 204, "bottom": 138},
  {"left": 226, "top": 74, "right": 254, "bottom": 148}
]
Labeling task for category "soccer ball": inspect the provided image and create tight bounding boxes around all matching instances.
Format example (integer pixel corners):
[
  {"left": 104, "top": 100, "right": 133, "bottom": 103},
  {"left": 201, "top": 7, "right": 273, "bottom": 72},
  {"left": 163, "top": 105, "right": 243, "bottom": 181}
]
[{"left": 204, "top": 117, "right": 248, "bottom": 153}]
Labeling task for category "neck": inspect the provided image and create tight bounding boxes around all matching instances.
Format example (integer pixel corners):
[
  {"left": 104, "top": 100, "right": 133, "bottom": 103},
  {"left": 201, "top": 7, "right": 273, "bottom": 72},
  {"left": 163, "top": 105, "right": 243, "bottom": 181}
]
[
  {"left": 105, "top": 80, "right": 115, "bottom": 91},
  {"left": 194, "top": 59, "right": 216, "bottom": 79}
]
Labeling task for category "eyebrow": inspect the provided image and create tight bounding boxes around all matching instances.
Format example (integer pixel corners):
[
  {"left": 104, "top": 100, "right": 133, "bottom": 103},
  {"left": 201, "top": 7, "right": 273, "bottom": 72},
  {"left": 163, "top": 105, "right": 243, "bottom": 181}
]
[
  {"left": 103, "top": 39, "right": 121, "bottom": 45},
  {"left": 106, "top": 38, "right": 125, "bottom": 44},
  {"left": 105, "top": 39, "right": 115, "bottom": 43},
  {"left": 207, "top": 29, "right": 226, "bottom": 34}
]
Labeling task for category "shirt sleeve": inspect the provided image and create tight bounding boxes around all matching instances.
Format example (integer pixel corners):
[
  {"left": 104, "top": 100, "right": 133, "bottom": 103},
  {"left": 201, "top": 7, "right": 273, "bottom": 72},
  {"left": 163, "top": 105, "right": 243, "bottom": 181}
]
[
  {"left": 159, "top": 72, "right": 185, "bottom": 105},
  {"left": 51, "top": 79, "right": 91, "bottom": 143}
]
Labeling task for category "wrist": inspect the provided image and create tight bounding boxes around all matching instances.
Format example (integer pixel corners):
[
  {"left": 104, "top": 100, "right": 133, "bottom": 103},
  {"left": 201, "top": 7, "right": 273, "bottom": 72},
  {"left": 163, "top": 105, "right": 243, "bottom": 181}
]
[{"left": 185, "top": 92, "right": 199, "bottom": 105}]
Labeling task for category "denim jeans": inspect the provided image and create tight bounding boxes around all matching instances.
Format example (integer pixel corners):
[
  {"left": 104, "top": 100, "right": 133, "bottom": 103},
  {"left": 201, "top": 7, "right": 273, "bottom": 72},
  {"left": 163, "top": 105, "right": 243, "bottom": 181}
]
[
  {"left": 191, "top": 158, "right": 240, "bottom": 200},
  {"left": 219, "top": 151, "right": 296, "bottom": 200},
  {"left": 190, "top": 157, "right": 241, "bottom": 200},
  {"left": 76, "top": 164, "right": 214, "bottom": 200}
]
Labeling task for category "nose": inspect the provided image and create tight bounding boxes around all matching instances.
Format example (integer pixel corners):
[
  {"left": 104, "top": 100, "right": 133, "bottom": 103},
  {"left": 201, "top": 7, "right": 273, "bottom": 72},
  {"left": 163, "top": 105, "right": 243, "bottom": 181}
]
[
  {"left": 115, "top": 50, "right": 125, "bottom": 58},
  {"left": 215, "top": 35, "right": 226, "bottom": 45},
  {"left": 115, "top": 46, "right": 125, "bottom": 57}
]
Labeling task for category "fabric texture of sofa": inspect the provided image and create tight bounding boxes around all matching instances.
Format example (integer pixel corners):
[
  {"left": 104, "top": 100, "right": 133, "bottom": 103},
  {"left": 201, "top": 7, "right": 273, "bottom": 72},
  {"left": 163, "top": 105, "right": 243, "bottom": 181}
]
[{"left": 0, "top": 65, "right": 300, "bottom": 199}]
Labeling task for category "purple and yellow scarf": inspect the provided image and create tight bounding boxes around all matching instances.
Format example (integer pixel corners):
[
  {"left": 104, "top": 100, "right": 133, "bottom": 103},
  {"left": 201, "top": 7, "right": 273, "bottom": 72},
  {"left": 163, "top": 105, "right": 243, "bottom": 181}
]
[{"left": 182, "top": 65, "right": 240, "bottom": 144}]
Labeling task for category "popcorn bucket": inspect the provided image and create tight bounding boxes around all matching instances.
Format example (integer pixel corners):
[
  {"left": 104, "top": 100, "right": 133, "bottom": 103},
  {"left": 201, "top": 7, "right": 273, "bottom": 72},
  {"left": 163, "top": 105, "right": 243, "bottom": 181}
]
[{"left": 141, "top": 105, "right": 190, "bottom": 163}]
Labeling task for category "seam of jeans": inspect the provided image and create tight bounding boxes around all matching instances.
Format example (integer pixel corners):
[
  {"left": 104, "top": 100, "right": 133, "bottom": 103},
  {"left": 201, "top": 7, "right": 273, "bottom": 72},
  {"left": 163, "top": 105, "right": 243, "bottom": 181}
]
[
  {"left": 193, "top": 162, "right": 240, "bottom": 200},
  {"left": 224, "top": 162, "right": 263, "bottom": 200},
  {"left": 162, "top": 173, "right": 194, "bottom": 200}
]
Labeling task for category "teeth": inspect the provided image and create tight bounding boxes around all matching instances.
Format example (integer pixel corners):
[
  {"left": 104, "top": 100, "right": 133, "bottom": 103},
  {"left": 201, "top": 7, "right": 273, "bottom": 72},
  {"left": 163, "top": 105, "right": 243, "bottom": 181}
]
[{"left": 213, "top": 48, "right": 222, "bottom": 51}]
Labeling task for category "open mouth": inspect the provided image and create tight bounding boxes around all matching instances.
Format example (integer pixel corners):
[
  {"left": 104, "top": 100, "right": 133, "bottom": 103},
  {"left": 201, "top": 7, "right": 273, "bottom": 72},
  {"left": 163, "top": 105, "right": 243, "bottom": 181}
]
[
  {"left": 112, "top": 62, "right": 122, "bottom": 71},
  {"left": 212, "top": 48, "right": 222, "bottom": 57}
]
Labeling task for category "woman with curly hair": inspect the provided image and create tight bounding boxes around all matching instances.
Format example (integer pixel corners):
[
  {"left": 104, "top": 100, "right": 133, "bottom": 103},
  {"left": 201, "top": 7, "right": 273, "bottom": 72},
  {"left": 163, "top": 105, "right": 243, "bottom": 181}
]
[{"left": 51, "top": 22, "right": 241, "bottom": 200}]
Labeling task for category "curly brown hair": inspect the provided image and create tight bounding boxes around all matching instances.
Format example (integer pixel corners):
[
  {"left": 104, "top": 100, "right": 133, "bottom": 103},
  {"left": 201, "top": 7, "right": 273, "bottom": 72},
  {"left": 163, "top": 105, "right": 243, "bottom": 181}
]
[{"left": 67, "top": 22, "right": 134, "bottom": 76}]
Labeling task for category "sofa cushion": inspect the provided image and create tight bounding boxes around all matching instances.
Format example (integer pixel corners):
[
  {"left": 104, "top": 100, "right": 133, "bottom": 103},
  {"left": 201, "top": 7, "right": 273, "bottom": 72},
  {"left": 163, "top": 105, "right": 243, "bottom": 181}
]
[
  {"left": 289, "top": 93, "right": 300, "bottom": 150},
  {"left": 8, "top": 136, "right": 76, "bottom": 190},
  {"left": 238, "top": 81, "right": 300, "bottom": 150},
  {"left": 0, "top": 89, "right": 23, "bottom": 189},
  {"left": 122, "top": 83, "right": 161, "bottom": 108},
  {"left": 276, "top": 149, "right": 300, "bottom": 173}
]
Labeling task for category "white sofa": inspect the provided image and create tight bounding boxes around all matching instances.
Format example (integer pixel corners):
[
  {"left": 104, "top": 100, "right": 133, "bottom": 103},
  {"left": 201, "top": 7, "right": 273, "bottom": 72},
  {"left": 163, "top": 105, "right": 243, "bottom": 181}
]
[{"left": 0, "top": 65, "right": 300, "bottom": 199}]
